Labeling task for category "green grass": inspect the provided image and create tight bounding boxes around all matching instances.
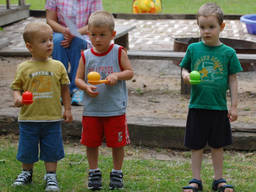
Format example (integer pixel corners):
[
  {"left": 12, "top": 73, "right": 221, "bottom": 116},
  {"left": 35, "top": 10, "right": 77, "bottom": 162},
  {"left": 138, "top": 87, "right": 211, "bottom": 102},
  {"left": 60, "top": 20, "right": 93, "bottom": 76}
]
[
  {"left": 1, "top": 137, "right": 256, "bottom": 191},
  {"left": 0, "top": 0, "right": 255, "bottom": 14}
]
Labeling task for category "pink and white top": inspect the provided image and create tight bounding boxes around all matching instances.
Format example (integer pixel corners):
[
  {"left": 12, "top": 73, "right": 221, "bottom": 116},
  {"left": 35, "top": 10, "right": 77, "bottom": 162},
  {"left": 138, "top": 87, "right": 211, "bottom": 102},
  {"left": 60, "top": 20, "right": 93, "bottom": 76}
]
[{"left": 45, "top": 0, "right": 102, "bottom": 28}]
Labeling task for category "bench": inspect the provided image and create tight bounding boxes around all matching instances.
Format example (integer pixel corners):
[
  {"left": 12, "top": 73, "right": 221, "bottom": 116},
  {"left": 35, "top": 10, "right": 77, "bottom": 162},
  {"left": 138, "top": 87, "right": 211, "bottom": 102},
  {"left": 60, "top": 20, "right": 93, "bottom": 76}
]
[
  {"left": 127, "top": 50, "right": 256, "bottom": 62},
  {"left": 127, "top": 50, "right": 256, "bottom": 94},
  {"left": 0, "top": 25, "right": 136, "bottom": 56},
  {"left": 0, "top": 0, "right": 30, "bottom": 26},
  {"left": 115, "top": 25, "right": 136, "bottom": 50}
]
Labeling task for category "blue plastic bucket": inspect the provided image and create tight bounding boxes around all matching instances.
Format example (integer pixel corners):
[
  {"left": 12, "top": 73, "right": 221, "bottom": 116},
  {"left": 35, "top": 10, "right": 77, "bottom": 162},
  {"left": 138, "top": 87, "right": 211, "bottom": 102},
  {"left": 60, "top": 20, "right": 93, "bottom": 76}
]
[{"left": 240, "top": 14, "right": 256, "bottom": 35}]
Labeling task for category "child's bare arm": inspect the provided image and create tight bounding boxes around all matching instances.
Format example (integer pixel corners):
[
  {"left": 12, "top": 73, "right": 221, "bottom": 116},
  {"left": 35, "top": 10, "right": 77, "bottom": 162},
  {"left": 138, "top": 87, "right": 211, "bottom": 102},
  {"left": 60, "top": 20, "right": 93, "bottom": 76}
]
[
  {"left": 106, "top": 49, "right": 134, "bottom": 85},
  {"left": 13, "top": 90, "right": 22, "bottom": 107},
  {"left": 61, "top": 85, "right": 73, "bottom": 122},
  {"left": 75, "top": 57, "right": 99, "bottom": 97},
  {"left": 228, "top": 74, "right": 238, "bottom": 122},
  {"left": 181, "top": 68, "right": 190, "bottom": 84}
]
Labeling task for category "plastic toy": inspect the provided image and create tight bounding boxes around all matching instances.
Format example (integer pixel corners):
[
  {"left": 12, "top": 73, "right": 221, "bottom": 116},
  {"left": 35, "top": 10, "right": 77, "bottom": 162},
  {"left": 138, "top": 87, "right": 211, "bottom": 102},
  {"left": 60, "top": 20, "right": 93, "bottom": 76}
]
[
  {"left": 87, "top": 71, "right": 109, "bottom": 85},
  {"left": 133, "top": 0, "right": 162, "bottom": 14},
  {"left": 240, "top": 14, "right": 256, "bottom": 35},
  {"left": 189, "top": 71, "right": 201, "bottom": 85},
  {"left": 22, "top": 91, "right": 33, "bottom": 105}
]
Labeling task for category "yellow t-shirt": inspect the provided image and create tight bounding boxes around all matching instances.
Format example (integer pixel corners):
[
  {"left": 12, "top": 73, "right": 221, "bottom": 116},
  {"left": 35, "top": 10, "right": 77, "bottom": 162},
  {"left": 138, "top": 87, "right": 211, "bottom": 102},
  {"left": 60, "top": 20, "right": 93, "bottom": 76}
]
[{"left": 10, "top": 58, "right": 70, "bottom": 121}]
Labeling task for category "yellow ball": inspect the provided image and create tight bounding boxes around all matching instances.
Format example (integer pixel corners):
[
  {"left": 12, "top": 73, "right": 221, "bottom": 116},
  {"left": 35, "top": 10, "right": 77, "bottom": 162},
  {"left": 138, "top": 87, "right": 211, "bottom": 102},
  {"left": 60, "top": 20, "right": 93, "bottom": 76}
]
[
  {"left": 87, "top": 71, "right": 100, "bottom": 81},
  {"left": 155, "top": 0, "right": 162, "bottom": 13},
  {"left": 140, "top": 0, "right": 151, "bottom": 12}
]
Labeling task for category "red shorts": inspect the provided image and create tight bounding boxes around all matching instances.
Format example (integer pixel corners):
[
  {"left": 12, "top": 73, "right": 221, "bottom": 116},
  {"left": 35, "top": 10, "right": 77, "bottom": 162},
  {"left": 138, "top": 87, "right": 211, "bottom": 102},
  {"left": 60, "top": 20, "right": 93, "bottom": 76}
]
[{"left": 80, "top": 114, "right": 130, "bottom": 147}]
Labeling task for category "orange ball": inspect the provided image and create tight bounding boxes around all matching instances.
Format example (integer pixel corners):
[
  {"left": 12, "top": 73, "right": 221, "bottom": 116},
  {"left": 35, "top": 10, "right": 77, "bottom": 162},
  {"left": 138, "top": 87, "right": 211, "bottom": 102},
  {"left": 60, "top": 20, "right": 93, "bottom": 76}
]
[{"left": 87, "top": 71, "right": 100, "bottom": 81}]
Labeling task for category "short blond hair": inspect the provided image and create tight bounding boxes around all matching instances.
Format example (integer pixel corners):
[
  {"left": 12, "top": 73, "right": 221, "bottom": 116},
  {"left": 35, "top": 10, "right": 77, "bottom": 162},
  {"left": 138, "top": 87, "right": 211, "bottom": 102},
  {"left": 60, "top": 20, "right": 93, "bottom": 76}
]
[
  {"left": 197, "top": 2, "right": 224, "bottom": 25},
  {"left": 88, "top": 10, "right": 115, "bottom": 31},
  {"left": 23, "top": 22, "right": 52, "bottom": 43}
]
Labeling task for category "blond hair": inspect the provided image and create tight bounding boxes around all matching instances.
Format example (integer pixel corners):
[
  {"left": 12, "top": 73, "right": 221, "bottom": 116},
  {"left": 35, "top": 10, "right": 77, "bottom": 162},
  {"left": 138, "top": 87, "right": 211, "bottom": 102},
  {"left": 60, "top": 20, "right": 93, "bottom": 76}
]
[
  {"left": 197, "top": 2, "right": 224, "bottom": 25},
  {"left": 23, "top": 22, "right": 52, "bottom": 43},
  {"left": 88, "top": 10, "right": 115, "bottom": 31}
]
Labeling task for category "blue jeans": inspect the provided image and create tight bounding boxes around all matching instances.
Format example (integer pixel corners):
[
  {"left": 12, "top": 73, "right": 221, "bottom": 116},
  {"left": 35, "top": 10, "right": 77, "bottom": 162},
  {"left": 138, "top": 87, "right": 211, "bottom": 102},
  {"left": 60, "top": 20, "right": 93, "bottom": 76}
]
[
  {"left": 17, "top": 122, "right": 64, "bottom": 164},
  {"left": 52, "top": 32, "right": 87, "bottom": 93}
]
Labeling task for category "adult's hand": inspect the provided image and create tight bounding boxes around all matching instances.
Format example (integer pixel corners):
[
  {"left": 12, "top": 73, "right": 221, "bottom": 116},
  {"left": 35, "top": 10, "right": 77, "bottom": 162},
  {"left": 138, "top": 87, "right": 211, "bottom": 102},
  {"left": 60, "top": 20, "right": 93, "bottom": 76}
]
[
  {"left": 46, "top": 9, "right": 73, "bottom": 48},
  {"left": 61, "top": 28, "right": 74, "bottom": 48}
]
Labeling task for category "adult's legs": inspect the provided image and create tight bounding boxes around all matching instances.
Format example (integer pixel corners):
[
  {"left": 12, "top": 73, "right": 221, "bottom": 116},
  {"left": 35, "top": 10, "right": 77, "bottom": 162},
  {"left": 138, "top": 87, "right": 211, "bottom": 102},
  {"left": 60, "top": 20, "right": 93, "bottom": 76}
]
[
  {"left": 68, "top": 37, "right": 87, "bottom": 93},
  {"left": 52, "top": 33, "right": 87, "bottom": 93},
  {"left": 52, "top": 33, "right": 69, "bottom": 70}
]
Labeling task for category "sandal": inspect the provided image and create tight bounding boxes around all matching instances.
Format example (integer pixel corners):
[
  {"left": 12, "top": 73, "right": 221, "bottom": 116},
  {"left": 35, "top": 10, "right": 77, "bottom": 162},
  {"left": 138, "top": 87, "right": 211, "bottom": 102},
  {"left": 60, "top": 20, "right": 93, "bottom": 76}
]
[
  {"left": 212, "top": 178, "right": 234, "bottom": 192},
  {"left": 182, "top": 178, "right": 203, "bottom": 192}
]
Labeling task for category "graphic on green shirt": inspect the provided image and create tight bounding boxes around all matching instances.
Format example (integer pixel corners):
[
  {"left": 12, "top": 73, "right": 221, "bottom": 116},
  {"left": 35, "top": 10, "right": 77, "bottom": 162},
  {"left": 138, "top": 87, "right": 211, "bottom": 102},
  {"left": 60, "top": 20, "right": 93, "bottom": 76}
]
[{"left": 195, "top": 55, "right": 224, "bottom": 83}]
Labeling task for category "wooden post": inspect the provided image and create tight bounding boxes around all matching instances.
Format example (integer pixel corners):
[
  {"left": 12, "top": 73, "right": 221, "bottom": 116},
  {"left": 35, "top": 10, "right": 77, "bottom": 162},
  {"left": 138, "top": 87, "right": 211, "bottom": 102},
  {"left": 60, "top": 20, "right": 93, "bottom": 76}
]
[
  {"left": 18, "top": 0, "right": 25, "bottom": 6},
  {"left": 6, "top": 0, "right": 10, "bottom": 9},
  {"left": 114, "top": 34, "right": 129, "bottom": 50}
]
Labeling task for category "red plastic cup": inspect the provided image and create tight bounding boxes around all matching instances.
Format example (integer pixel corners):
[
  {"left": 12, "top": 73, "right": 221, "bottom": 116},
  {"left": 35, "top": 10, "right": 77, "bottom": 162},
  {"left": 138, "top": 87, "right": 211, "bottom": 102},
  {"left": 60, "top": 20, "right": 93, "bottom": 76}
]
[{"left": 22, "top": 91, "right": 33, "bottom": 105}]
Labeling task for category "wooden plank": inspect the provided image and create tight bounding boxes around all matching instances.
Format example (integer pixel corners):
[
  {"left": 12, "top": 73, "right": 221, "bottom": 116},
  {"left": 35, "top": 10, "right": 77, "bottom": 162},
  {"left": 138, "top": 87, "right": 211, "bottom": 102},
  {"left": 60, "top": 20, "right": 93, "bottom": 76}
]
[
  {"left": 0, "top": 5, "right": 30, "bottom": 26},
  {"left": 113, "top": 13, "right": 242, "bottom": 20},
  {"left": 28, "top": 11, "right": 242, "bottom": 20},
  {"left": 128, "top": 50, "right": 184, "bottom": 60},
  {"left": 114, "top": 25, "right": 136, "bottom": 49},
  {"left": 127, "top": 50, "right": 256, "bottom": 62},
  {"left": 0, "top": 48, "right": 30, "bottom": 56},
  {"left": 236, "top": 53, "right": 256, "bottom": 63},
  {"left": 0, "top": 25, "right": 136, "bottom": 56},
  {"left": 0, "top": 39, "right": 9, "bottom": 49},
  {"left": 115, "top": 25, "right": 136, "bottom": 39}
]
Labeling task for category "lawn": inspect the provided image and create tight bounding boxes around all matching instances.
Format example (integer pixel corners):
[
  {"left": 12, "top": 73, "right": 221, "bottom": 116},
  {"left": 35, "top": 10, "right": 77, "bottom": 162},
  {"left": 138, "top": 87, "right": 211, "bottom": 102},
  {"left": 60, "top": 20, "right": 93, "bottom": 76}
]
[
  {"left": 1, "top": 136, "right": 256, "bottom": 191},
  {"left": 0, "top": 0, "right": 255, "bottom": 14}
]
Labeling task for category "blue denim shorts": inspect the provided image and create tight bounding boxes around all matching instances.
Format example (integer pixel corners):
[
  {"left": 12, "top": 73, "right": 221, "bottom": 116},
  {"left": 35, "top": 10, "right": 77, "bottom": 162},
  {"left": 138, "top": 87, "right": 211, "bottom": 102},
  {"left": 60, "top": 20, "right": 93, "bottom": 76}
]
[{"left": 17, "top": 122, "right": 64, "bottom": 164}]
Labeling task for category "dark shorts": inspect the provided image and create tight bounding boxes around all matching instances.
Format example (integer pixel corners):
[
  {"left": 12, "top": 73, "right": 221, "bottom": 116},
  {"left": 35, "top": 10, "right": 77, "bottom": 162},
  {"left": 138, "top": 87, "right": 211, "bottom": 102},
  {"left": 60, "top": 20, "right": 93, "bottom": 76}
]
[
  {"left": 17, "top": 122, "right": 64, "bottom": 164},
  {"left": 184, "top": 108, "right": 232, "bottom": 150}
]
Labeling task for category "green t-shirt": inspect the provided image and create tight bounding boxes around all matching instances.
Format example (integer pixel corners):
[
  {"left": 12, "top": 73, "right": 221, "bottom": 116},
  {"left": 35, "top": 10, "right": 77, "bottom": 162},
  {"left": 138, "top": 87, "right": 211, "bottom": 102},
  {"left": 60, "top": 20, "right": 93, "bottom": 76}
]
[
  {"left": 180, "top": 41, "right": 243, "bottom": 110},
  {"left": 10, "top": 58, "right": 70, "bottom": 121}
]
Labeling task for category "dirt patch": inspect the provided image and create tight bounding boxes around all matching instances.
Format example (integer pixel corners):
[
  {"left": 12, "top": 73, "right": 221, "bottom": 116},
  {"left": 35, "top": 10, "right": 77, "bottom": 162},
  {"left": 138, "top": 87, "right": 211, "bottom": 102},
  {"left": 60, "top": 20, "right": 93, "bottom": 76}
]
[
  {"left": 0, "top": 56, "right": 256, "bottom": 124},
  {"left": 127, "top": 59, "right": 256, "bottom": 124}
]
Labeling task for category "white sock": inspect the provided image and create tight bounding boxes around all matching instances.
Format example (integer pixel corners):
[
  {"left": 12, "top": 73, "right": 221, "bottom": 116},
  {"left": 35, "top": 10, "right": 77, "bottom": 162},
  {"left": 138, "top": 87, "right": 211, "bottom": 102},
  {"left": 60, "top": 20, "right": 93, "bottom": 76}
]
[
  {"left": 112, "top": 169, "right": 122, "bottom": 173},
  {"left": 89, "top": 168, "right": 99, "bottom": 172}
]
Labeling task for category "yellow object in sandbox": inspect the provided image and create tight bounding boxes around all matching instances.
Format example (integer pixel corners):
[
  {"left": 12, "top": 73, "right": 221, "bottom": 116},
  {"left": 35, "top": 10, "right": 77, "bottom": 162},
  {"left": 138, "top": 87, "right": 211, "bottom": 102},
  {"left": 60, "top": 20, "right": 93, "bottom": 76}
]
[{"left": 133, "top": 0, "right": 162, "bottom": 14}]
